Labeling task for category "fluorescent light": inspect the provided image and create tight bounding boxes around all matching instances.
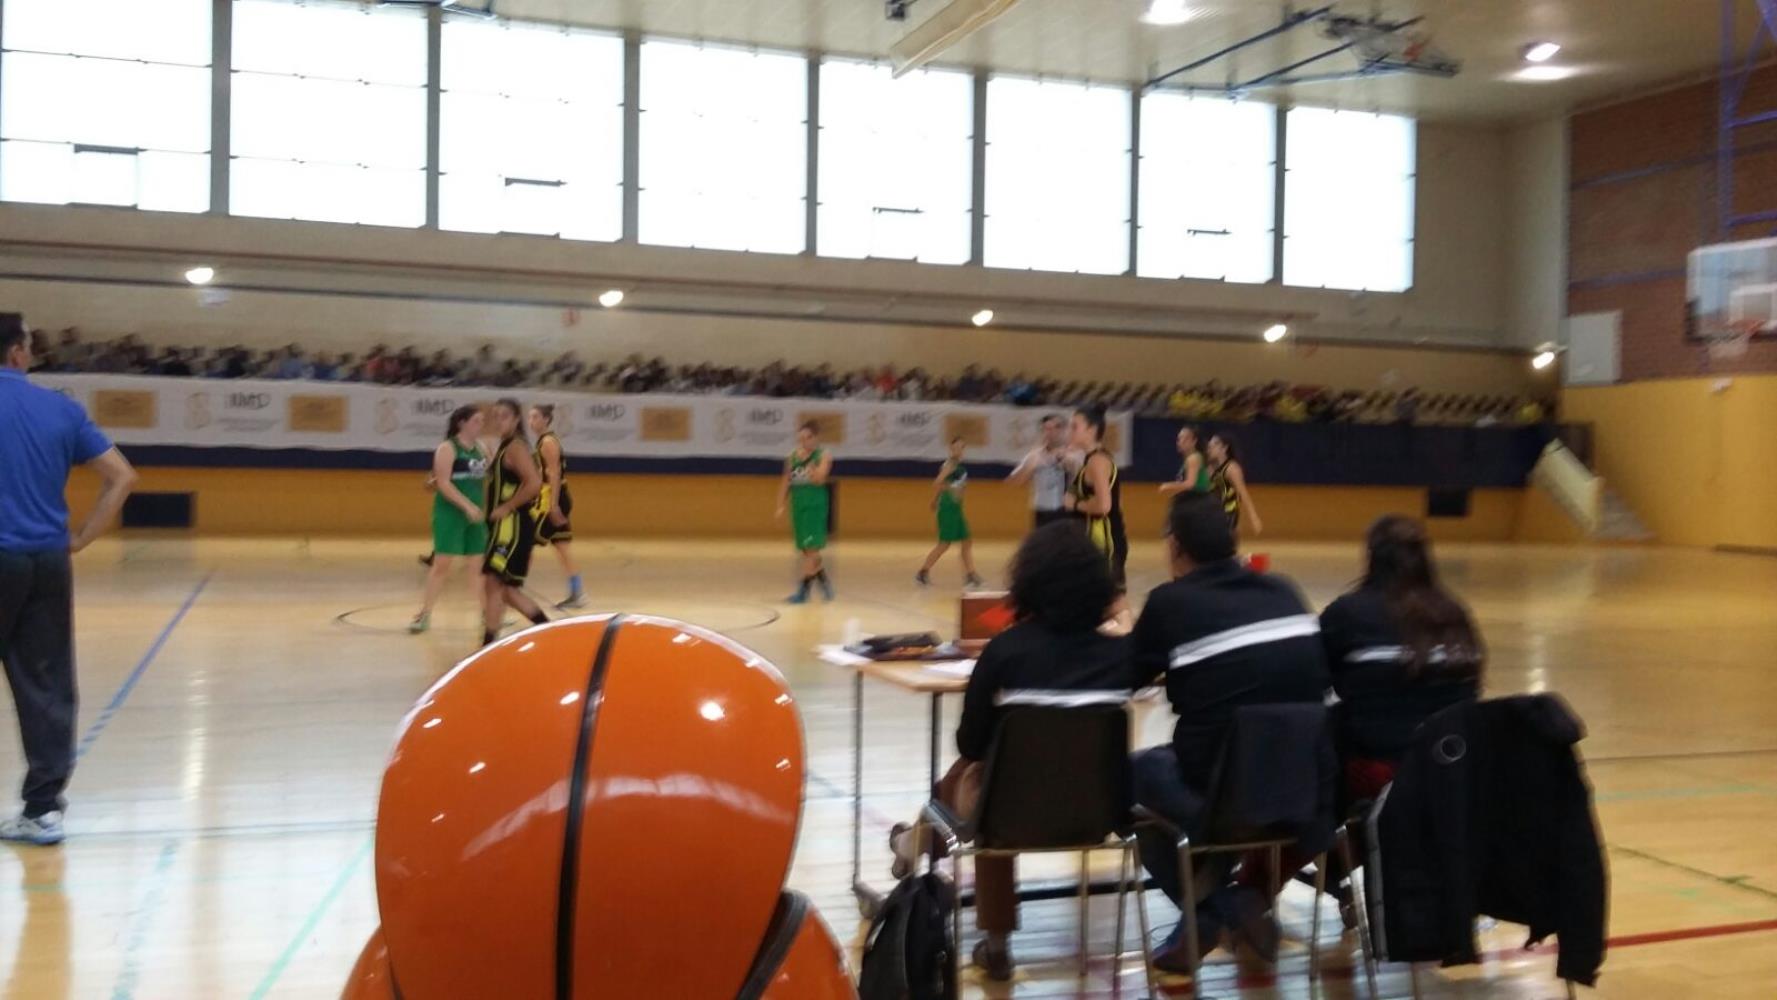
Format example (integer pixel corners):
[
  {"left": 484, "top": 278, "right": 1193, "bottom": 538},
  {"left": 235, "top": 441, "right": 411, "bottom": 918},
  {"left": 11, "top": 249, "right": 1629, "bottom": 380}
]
[
  {"left": 1141, "top": 0, "right": 1194, "bottom": 26},
  {"left": 1513, "top": 65, "right": 1577, "bottom": 82},
  {"left": 971, "top": 309, "right": 995, "bottom": 327},
  {"left": 1532, "top": 350, "right": 1557, "bottom": 370},
  {"left": 184, "top": 266, "right": 215, "bottom": 285},
  {"left": 1523, "top": 41, "right": 1561, "bottom": 63},
  {"left": 598, "top": 289, "right": 624, "bottom": 308},
  {"left": 1262, "top": 323, "right": 1288, "bottom": 343}
]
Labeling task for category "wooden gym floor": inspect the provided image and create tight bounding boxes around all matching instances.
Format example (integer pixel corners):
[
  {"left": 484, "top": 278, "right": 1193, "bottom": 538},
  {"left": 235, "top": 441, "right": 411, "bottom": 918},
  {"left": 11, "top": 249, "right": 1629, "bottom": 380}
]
[{"left": 1, "top": 535, "right": 1775, "bottom": 998}]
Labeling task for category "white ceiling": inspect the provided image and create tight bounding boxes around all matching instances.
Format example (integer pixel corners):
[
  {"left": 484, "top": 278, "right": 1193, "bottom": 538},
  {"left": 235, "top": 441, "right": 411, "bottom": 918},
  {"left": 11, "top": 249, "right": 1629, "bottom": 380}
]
[{"left": 474, "top": 0, "right": 1766, "bottom": 122}]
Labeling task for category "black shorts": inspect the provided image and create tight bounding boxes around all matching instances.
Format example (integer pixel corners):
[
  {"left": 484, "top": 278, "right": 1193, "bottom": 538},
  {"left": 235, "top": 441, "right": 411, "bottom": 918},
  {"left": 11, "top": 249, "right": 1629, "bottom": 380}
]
[
  {"left": 1032, "top": 509, "right": 1076, "bottom": 531},
  {"left": 537, "top": 485, "right": 574, "bottom": 545},
  {"left": 484, "top": 508, "right": 537, "bottom": 587}
]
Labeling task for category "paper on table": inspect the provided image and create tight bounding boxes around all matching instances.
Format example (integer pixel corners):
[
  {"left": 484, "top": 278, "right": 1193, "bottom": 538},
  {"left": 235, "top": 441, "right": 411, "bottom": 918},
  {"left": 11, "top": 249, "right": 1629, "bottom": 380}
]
[
  {"left": 922, "top": 660, "right": 976, "bottom": 678},
  {"left": 816, "top": 645, "right": 871, "bottom": 667}
]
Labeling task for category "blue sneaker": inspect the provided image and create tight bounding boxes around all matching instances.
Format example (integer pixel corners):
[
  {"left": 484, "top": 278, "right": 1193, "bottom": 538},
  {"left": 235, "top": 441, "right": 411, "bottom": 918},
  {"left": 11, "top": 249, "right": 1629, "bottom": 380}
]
[
  {"left": 0, "top": 811, "right": 65, "bottom": 846},
  {"left": 785, "top": 590, "right": 810, "bottom": 605},
  {"left": 816, "top": 574, "right": 835, "bottom": 602}
]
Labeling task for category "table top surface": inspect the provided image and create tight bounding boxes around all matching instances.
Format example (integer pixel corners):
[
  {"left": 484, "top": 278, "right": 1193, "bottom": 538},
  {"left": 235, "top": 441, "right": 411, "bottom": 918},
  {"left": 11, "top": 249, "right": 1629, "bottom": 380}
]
[{"left": 816, "top": 645, "right": 974, "bottom": 693}]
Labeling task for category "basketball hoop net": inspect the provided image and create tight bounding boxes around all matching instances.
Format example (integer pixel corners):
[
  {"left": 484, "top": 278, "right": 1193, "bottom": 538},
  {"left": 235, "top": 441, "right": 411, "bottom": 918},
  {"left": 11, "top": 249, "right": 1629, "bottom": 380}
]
[{"left": 1704, "top": 318, "right": 1757, "bottom": 361}]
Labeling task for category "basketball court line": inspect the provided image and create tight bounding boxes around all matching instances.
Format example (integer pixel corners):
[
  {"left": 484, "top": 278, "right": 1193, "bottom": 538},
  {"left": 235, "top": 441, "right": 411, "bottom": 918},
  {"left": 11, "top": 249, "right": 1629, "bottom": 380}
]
[
  {"left": 1610, "top": 844, "right": 1777, "bottom": 903},
  {"left": 1587, "top": 747, "right": 1777, "bottom": 764},
  {"left": 74, "top": 571, "right": 211, "bottom": 761},
  {"left": 107, "top": 840, "right": 182, "bottom": 1000},
  {"left": 247, "top": 836, "right": 374, "bottom": 1000}
]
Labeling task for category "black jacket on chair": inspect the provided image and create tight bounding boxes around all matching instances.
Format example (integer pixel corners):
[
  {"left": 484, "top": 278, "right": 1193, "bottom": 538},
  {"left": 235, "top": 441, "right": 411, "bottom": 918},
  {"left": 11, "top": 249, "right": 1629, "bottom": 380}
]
[
  {"left": 1203, "top": 703, "right": 1338, "bottom": 856},
  {"left": 1365, "top": 694, "right": 1607, "bottom": 986}
]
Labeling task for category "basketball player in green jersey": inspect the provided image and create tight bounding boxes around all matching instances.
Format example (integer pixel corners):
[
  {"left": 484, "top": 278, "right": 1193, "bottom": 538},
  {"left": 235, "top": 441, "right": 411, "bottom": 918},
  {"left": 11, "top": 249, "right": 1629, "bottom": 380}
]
[
  {"left": 1158, "top": 425, "right": 1211, "bottom": 498},
  {"left": 776, "top": 422, "right": 834, "bottom": 603},
  {"left": 480, "top": 398, "right": 550, "bottom": 647},
  {"left": 527, "top": 405, "right": 585, "bottom": 608},
  {"left": 410, "top": 405, "right": 489, "bottom": 633},
  {"left": 916, "top": 436, "right": 985, "bottom": 588}
]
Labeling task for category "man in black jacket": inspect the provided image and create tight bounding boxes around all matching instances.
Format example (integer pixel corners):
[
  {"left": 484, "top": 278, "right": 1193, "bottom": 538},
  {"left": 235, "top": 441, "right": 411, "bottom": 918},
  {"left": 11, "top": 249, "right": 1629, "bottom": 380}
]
[{"left": 1129, "top": 494, "right": 1330, "bottom": 970}]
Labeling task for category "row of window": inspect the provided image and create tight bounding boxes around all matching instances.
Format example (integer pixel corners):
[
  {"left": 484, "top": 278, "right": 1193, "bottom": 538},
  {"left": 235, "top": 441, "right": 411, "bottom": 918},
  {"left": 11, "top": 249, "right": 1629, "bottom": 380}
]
[{"left": 0, "top": 0, "right": 1416, "bottom": 291}]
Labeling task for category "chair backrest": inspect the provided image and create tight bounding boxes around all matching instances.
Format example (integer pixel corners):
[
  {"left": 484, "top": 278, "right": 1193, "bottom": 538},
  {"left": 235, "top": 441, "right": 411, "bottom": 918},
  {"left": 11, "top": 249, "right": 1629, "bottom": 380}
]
[
  {"left": 1201, "top": 702, "right": 1335, "bottom": 848},
  {"left": 974, "top": 704, "right": 1131, "bottom": 849}
]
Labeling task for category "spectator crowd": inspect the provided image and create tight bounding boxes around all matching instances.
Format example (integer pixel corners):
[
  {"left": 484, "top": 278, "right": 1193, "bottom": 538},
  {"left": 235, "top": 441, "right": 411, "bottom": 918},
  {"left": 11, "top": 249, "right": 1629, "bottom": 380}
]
[{"left": 25, "top": 327, "right": 1553, "bottom": 427}]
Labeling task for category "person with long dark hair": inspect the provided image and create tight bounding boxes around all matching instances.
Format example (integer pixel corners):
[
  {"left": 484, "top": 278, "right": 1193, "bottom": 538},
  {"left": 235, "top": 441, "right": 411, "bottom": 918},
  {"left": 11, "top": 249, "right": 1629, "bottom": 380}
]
[
  {"left": 1063, "top": 406, "right": 1128, "bottom": 586},
  {"left": 887, "top": 521, "right": 1132, "bottom": 980},
  {"left": 1207, "top": 431, "right": 1263, "bottom": 537},
  {"left": 1158, "top": 425, "right": 1210, "bottom": 498},
  {"left": 527, "top": 404, "right": 585, "bottom": 608},
  {"left": 1319, "top": 514, "right": 1483, "bottom": 801},
  {"left": 480, "top": 398, "right": 549, "bottom": 647},
  {"left": 410, "top": 405, "right": 489, "bottom": 634}
]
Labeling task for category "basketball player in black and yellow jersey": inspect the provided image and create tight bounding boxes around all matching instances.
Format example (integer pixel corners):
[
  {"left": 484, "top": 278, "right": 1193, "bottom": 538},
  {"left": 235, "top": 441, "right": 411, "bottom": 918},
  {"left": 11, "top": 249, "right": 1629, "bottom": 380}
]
[
  {"left": 1063, "top": 406, "right": 1128, "bottom": 588},
  {"left": 1207, "top": 431, "right": 1264, "bottom": 539},
  {"left": 527, "top": 405, "right": 585, "bottom": 609},
  {"left": 480, "top": 399, "right": 550, "bottom": 647}
]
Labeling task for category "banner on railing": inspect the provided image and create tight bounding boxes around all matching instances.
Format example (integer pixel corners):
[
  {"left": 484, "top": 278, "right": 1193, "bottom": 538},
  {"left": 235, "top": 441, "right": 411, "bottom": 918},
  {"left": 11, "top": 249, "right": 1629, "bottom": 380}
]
[{"left": 34, "top": 374, "right": 1132, "bottom": 466}]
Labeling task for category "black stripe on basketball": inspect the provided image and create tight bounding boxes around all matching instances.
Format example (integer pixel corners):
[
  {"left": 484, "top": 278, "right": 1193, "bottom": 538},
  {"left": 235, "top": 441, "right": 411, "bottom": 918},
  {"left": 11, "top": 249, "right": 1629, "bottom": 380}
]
[
  {"left": 734, "top": 891, "right": 809, "bottom": 1000},
  {"left": 554, "top": 614, "right": 625, "bottom": 1000}
]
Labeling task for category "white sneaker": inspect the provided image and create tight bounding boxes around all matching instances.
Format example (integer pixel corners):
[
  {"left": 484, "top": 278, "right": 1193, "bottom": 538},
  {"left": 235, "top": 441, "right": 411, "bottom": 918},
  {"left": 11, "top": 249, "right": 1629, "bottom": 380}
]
[{"left": 0, "top": 811, "right": 65, "bottom": 846}]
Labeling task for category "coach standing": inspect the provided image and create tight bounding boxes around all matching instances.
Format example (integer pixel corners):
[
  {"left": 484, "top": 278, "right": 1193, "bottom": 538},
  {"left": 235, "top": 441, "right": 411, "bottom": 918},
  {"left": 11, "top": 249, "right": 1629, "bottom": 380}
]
[{"left": 0, "top": 313, "right": 136, "bottom": 846}]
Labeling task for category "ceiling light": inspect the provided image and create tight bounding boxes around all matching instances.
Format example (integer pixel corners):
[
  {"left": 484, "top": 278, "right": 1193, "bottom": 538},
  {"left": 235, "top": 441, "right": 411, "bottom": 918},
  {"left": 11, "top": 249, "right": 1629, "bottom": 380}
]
[
  {"left": 1141, "top": 0, "right": 1194, "bottom": 27},
  {"left": 971, "top": 309, "right": 995, "bottom": 327},
  {"left": 1531, "top": 350, "right": 1557, "bottom": 370},
  {"left": 1513, "top": 65, "right": 1577, "bottom": 83},
  {"left": 598, "top": 289, "right": 624, "bottom": 308},
  {"left": 184, "top": 266, "right": 215, "bottom": 285},
  {"left": 1262, "top": 323, "right": 1289, "bottom": 343},
  {"left": 1522, "top": 41, "right": 1561, "bottom": 64}
]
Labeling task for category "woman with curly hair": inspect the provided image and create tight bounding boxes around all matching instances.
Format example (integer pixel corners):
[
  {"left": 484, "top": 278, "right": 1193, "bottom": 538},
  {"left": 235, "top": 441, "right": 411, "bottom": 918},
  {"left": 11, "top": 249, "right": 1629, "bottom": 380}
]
[{"left": 886, "top": 521, "right": 1133, "bottom": 980}]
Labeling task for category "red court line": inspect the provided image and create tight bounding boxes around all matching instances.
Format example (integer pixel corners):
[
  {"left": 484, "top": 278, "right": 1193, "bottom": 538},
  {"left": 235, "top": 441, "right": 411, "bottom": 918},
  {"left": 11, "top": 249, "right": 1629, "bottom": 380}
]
[
  {"left": 1483, "top": 917, "right": 1777, "bottom": 960},
  {"left": 1133, "top": 919, "right": 1777, "bottom": 994}
]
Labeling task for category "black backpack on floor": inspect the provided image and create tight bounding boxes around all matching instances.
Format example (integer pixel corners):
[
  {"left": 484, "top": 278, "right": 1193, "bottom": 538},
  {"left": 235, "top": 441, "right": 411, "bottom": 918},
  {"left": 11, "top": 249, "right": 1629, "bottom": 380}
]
[{"left": 857, "top": 873, "right": 956, "bottom": 1000}]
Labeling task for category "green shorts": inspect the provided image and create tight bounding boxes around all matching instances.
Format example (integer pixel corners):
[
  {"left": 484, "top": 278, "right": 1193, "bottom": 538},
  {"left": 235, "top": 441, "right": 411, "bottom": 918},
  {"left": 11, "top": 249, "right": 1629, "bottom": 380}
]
[
  {"left": 790, "top": 488, "right": 828, "bottom": 551},
  {"left": 936, "top": 500, "right": 970, "bottom": 543},
  {"left": 433, "top": 498, "right": 488, "bottom": 557}
]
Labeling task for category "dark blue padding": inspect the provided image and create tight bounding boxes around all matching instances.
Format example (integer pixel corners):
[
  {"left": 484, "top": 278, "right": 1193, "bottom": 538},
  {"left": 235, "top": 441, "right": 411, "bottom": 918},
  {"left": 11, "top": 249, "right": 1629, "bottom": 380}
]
[{"left": 117, "top": 420, "right": 1553, "bottom": 489}]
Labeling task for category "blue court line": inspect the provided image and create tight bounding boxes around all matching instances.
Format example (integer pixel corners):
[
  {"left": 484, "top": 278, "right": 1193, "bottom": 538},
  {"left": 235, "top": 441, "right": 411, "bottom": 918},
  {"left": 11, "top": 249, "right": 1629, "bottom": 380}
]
[
  {"left": 247, "top": 836, "right": 374, "bottom": 1000},
  {"left": 75, "top": 573, "right": 212, "bottom": 760}
]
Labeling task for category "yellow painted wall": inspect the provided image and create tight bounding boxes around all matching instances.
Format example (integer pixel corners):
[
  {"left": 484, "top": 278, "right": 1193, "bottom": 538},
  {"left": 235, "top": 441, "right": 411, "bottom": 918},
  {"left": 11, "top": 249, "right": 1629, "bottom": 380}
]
[
  {"left": 1512, "top": 482, "right": 1591, "bottom": 545},
  {"left": 69, "top": 466, "right": 1531, "bottom": 543},
  {"left": 1564, "top": 374, "right": 1777, "bottom": 550}
]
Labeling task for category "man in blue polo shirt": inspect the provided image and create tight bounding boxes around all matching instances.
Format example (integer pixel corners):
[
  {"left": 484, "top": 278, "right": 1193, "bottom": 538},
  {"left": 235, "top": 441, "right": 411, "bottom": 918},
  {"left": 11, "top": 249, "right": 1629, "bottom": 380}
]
[{"left": 0, "top": 312, "right": 137, "bottom": 845}]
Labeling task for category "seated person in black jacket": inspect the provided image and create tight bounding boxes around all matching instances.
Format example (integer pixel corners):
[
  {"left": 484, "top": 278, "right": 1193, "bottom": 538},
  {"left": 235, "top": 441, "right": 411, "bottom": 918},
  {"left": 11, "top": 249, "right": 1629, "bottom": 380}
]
[
  {"left": 1130, "top": 494, "right": 1329, "bottom": 972},
  {"left": 888, "top": 521, "right": 1131, "bottom": 981},
  {"left": 1320, "top": 514, "right": 1482, "bottom": 803}
]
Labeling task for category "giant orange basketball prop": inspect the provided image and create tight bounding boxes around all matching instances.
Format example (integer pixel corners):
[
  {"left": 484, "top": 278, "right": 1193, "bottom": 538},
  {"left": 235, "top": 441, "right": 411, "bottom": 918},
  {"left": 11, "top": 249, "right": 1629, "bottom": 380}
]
[{"left": 343, "top": 614, "right": 855, "bottom": 999}]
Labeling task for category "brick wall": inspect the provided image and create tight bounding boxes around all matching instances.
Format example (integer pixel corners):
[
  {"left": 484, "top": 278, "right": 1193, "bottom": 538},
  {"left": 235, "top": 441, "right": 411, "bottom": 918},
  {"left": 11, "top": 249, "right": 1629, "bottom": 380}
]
[{"left": 1569, "top": 68, "right": 1777, "bottom": 379}]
